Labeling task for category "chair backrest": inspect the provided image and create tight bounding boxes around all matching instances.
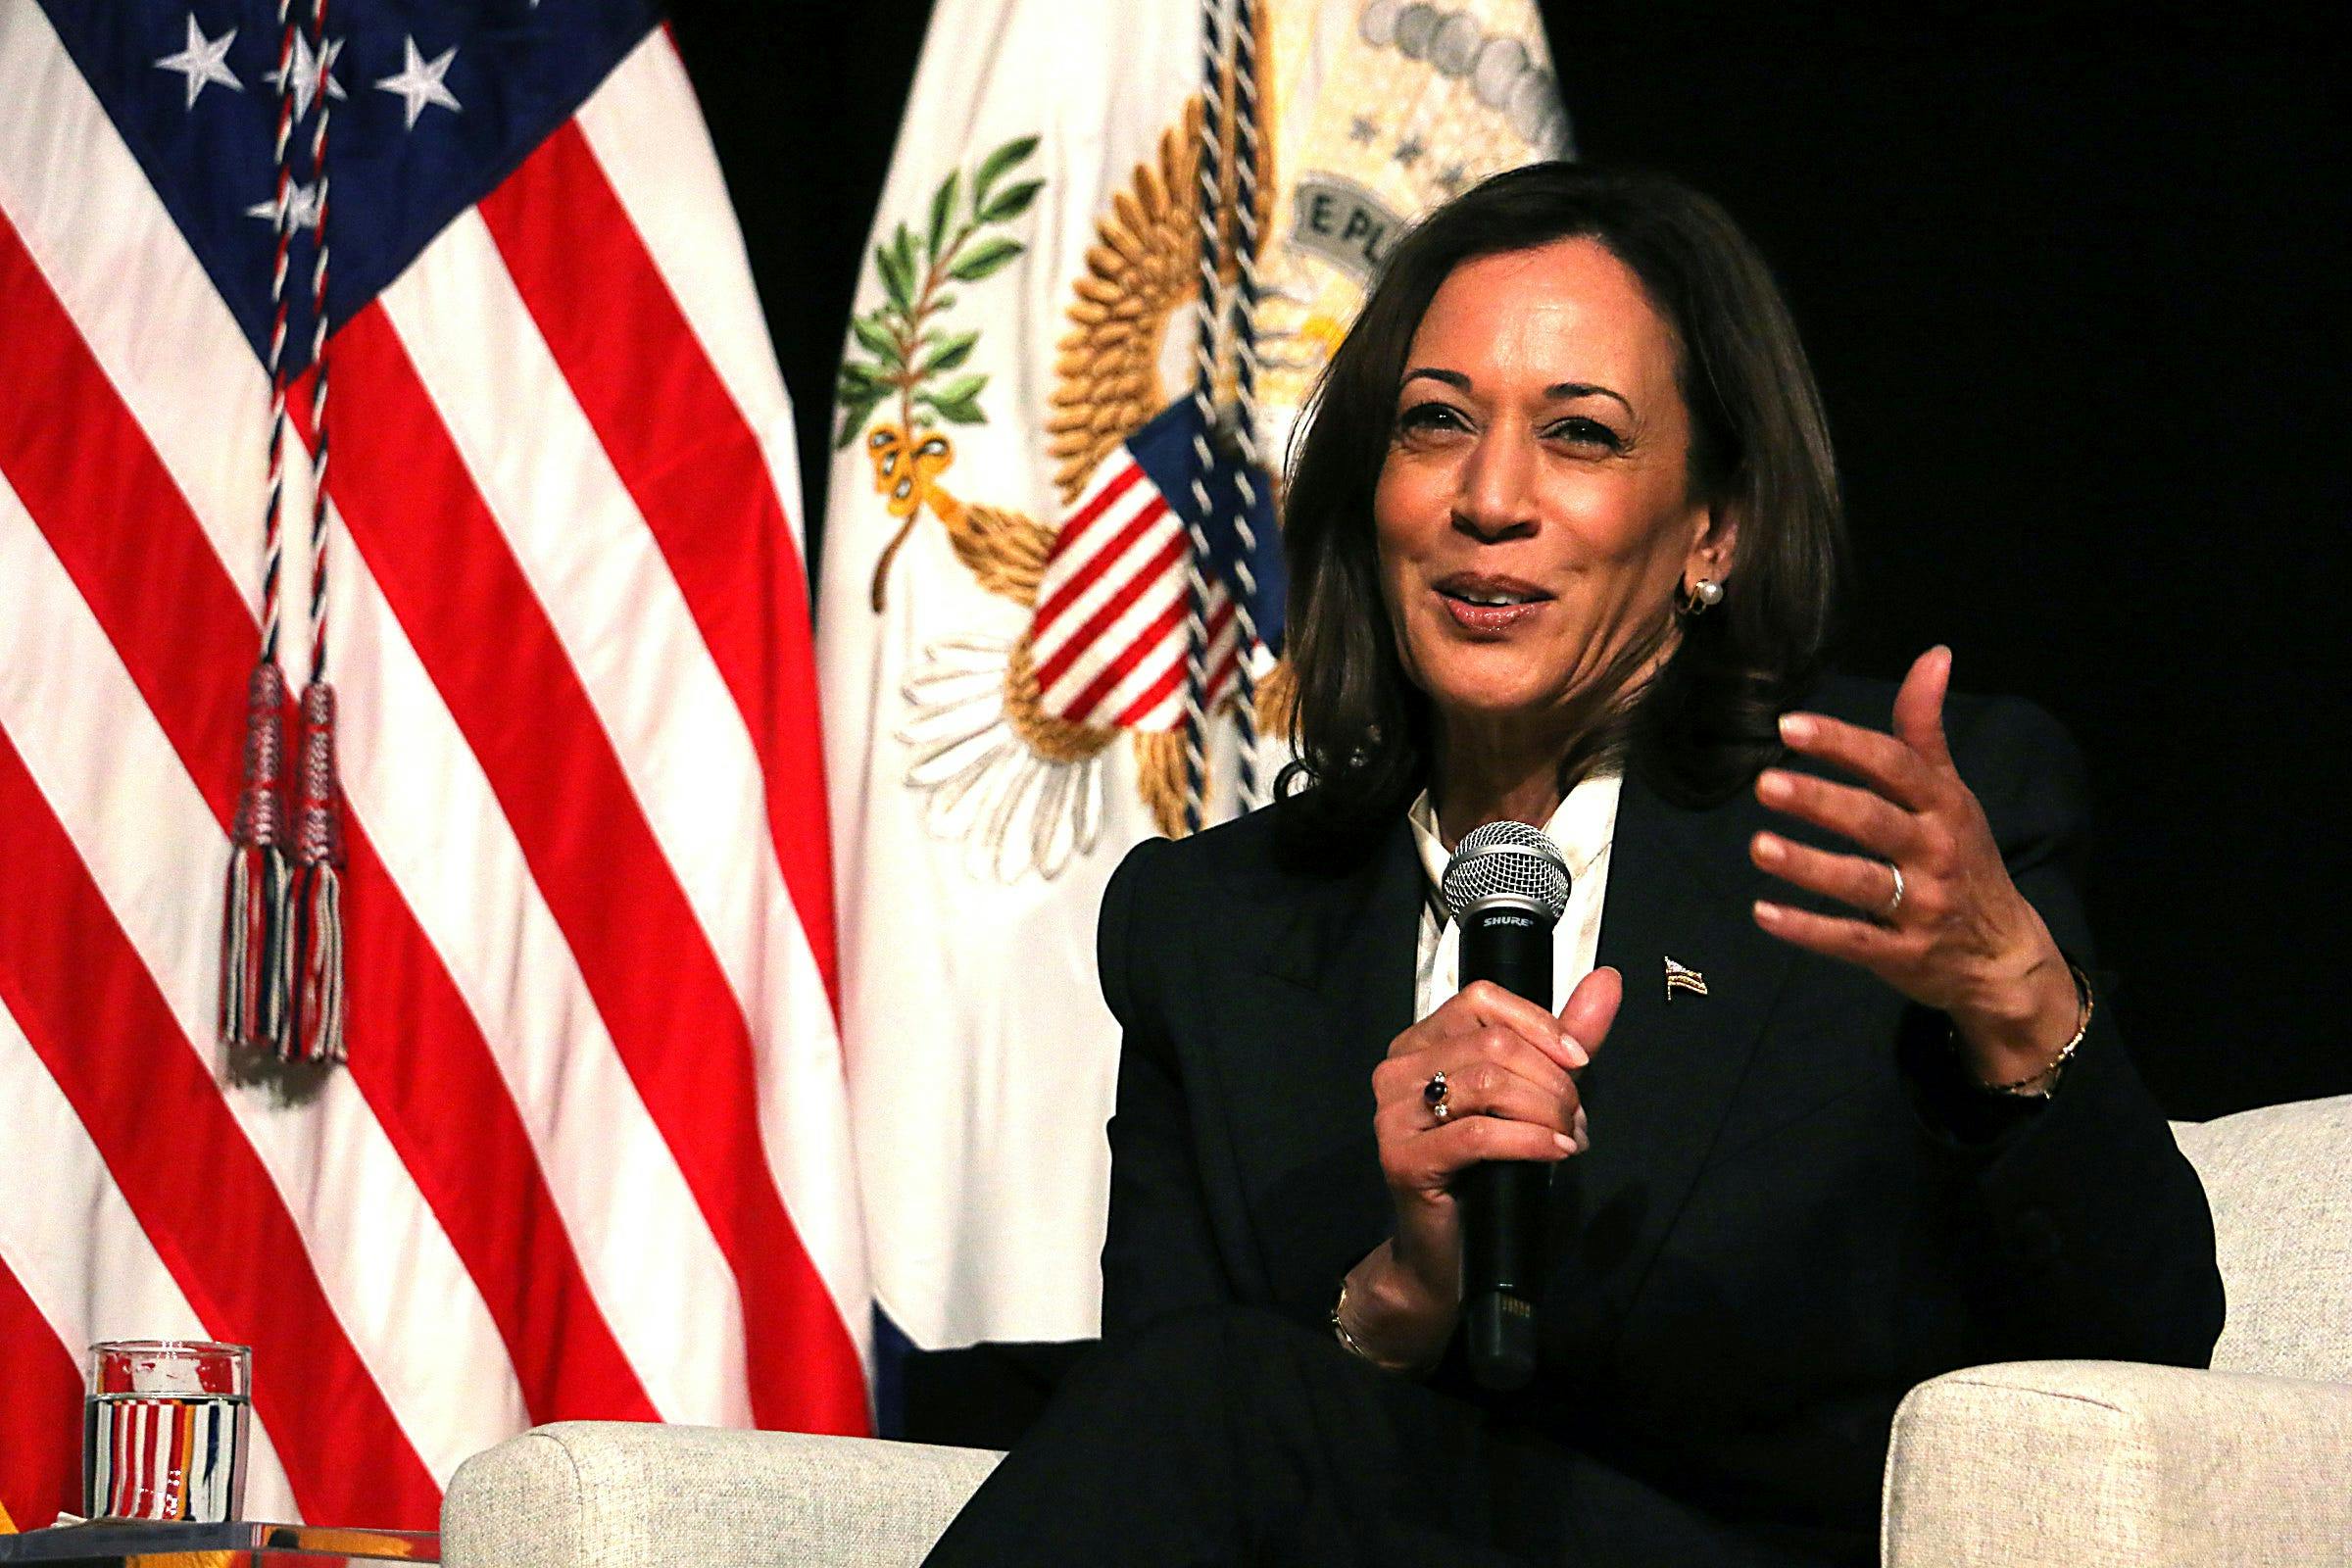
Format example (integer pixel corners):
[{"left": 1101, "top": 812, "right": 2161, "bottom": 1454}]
[{"left": 2171, "top": 1094, "right": 2352, "bottom": 1383}]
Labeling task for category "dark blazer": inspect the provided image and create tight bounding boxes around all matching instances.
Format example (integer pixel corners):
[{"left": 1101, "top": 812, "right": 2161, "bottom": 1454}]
[{"left": 1095, "top": 677, "right": 2223, "bottom": 1561}]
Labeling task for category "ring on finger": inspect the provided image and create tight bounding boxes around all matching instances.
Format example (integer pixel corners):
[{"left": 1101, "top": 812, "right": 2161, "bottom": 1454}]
[
  {"left": 1423, "top": 1069, "right": 1451, "bottom": 1124},
  {"left": 1880, "top": 861, "right": 1906, "bottom": 922}
]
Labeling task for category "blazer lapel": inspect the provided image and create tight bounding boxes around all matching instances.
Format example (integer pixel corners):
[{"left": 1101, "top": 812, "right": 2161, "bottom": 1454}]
[
  {"left": 1197, "top": 776, "right": 1800, "bottom": 1336},
  {"left": 1546, "top": 767, "right": 1798, "bottom": 1348},
  {"left": 1205, "top": 816, "right": 1424, "bottom": 1320}
]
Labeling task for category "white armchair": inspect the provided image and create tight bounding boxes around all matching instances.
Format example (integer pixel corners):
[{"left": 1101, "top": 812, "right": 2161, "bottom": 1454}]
[
  {"left": 1881, "top": 1094, "right": 2352, "bottom": 1565},
  {"left": 443, "top": 1096, "right": 2352, "bottom": 1567}
]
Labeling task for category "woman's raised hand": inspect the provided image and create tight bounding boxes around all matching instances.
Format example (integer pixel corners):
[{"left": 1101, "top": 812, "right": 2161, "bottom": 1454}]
[
  {"left": 1748, "top": 646, "right": 2080, "bottom": 1084},
  {"left": 1343, "top": 967, "right": 1620, "bottom": 1368}
]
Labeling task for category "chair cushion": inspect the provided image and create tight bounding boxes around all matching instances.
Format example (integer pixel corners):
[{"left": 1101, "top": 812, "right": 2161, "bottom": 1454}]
[
  {"left": 2172, "top": 1095, "right": 2352, "bottom": 1382},
  {"left": 1883, "top": 1359, "right": 2352, "bottom": 1568},
  {"left": 441, "top": 1421, "right": 1003, "bottom": 1568}
]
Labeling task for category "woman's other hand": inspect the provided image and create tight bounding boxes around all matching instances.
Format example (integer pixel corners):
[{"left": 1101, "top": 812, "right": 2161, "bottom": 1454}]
[
  {"left": 1342, "top": 967, "right": 1622, "bottom": 1370},
  {"left": 1749, "top": 645, "right": 2080, "bottom": 1086}
]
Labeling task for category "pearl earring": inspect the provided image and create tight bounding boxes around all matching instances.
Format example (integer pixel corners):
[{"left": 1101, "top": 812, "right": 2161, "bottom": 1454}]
[{"left": 1680, "top": 577, "right": 1724, "bottom": 616}]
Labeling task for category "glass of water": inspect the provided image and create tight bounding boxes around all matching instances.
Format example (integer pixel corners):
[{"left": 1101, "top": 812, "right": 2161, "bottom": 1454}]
[{"left": 83, "top": 1340, "right": 251, "bottom": 1523}]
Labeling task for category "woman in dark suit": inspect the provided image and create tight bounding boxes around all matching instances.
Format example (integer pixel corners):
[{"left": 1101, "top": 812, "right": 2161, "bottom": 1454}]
[{"left": 923, "top": 163, "right": 2221, "bottom": 1567}]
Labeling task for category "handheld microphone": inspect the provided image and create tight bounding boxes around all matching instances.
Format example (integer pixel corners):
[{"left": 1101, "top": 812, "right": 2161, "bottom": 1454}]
[{"left": 1439, "top": 820, "right": 1572, "bottom": 1392}]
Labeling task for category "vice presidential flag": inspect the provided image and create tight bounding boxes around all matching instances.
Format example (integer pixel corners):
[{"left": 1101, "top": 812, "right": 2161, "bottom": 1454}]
[
  {"left": 818, "top": 0, "right": 1573, "bottom": 1353},
  {"left": 0, "top": 1, "right": 863, "bottom": 1533}
]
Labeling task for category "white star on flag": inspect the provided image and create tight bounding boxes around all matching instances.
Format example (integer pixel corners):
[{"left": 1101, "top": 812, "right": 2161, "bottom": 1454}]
[
  {"left": 266, "top": 30, "right": 345, "bottom": 119},
  {"left": 244, "top": 179, "right": 322, "bottom": 232},
  {"left": 154, "top": 14, "right": 241, "bottom": 110},
  {"left": 375, "top": 34, "right": 460, "bottom": 130}
]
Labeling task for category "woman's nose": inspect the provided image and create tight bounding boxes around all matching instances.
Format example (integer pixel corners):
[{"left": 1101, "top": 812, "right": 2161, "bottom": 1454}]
[{"left": 1452, "top": 430, "right": 1537, "bottom": 542}]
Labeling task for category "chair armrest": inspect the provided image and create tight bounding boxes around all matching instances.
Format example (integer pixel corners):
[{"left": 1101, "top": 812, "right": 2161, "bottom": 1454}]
[
  {"left": 441, "top": 1421, "right": 1004, "bottom": 1568},
  {"left": 1882, "top": 1360, "right": 2352, "bottom": 1567}
]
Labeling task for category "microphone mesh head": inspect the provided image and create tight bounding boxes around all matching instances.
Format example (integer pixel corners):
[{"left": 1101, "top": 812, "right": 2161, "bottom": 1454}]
[{"left": 1441, "top": 820, "right": 1572, "bottom": 923}]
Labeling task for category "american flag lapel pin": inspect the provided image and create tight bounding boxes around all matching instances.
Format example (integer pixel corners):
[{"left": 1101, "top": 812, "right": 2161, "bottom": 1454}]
[{"left": 1664, "top": 956, "right": 1709, "bottom": 1002}]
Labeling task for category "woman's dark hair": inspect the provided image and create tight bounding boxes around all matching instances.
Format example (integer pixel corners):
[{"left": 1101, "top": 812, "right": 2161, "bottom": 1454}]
[{"left": 1274, "top": 161, "right": 1843, "bottom": 849}]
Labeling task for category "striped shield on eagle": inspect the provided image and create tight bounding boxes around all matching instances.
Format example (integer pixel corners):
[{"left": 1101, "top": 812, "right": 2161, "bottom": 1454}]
[{"left": 1029, "top": 399, "right": 1283, "bottom": 734}]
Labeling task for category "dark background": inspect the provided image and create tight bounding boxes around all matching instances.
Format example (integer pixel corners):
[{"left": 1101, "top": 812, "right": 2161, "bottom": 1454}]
[{"left": 664, "top": 1, "right": 2346, "bottom": 1432}]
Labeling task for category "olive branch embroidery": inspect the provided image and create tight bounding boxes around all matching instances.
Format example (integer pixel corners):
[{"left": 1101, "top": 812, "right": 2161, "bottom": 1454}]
[{"left": 835, "top": 134, "right": 1043, "bottom": 449}]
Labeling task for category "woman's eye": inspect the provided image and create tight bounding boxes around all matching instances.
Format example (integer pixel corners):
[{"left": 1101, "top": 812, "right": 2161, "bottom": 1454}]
[
  {"left": 1548, "top": 416, "right": 1623, "bottom": 451},
  {"left": 1395, "top": 401, "right": 1467, "bottom": 436}
]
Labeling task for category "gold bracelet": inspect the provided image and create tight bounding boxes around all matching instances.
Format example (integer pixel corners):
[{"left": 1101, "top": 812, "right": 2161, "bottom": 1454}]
[
  {"left": 1976, "top": 961, "right": 2094, "bottom": 1098},
  {"left": 1331, "top": 1277, "right": 1431, "bottom": 1374},
  {"left": 1330, "top": 1278, "right": 1378, "bottom": 1361}
]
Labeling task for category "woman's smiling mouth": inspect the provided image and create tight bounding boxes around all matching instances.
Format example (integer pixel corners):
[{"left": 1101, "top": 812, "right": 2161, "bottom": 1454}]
[{"left": 1435, "top": 572, "right": 1552, "bottom": 632}]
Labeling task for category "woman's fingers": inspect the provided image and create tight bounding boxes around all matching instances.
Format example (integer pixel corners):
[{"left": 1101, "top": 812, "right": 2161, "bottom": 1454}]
[
  {"left": 1558, "top": 965, "right": 1621, "bottom": 1063},
  {"left": 1776, "top": 710, "right": 1940, "bottom": 810},
  {"left": 1411, "top": 978, "right": 1588, "bottom": 1071},
  {"left": 1749, "top": 897, "right": 1902, "bottom": 966},
  {"left": 1755, "top": 767, "right": 1919, "bottom": 860},
  {"left": 1427, "top": 1045, "right": 1578, "bottom": 1131},
  {"left": 1749, "top": 832, "right": 1908, "bottom": 919},
  {"left": 1376, "top": 1025, "right": 1574, "bottom": 1120},
  {"left": 1389, "top": 1112, "right": 1576, "bottom": 1192},
  {"left": 1375, "top": 972, "right": 1615, "bottom": 1202},
  {"left": 1890, "top": 644, "right": 1956, "bottom": 770}
]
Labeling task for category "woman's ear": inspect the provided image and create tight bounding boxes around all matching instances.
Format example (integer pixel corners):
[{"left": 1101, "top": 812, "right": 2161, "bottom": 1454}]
[{"left": 1684, "top": 502, "right": 1740, "bottom": 591}]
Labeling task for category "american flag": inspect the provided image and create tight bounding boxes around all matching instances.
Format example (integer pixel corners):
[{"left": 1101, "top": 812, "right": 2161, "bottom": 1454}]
[
  {"left": 0, "top": 0, "right": 865, "bottom": 1535},
  {"left": 1029, "top": 399, "right": 1283, "bottom": 731}
]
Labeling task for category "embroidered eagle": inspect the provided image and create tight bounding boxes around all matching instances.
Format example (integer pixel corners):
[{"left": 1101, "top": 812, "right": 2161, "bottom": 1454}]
[{"left": 850, "top": 51, "right": 1296, "bottom": 874}]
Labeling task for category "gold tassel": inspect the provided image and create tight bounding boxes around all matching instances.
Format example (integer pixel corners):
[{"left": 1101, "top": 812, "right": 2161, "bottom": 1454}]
[
  {"left": 219, "top": 662, "right": 291, "bottom": 1054},
  {"left": 288, "top": 679, "right": 346, "bottom": 1063}
]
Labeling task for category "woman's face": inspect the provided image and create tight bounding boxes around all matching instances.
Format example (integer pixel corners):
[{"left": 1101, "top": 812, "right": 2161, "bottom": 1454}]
[{"left": 1373, "top": 236, "right": 1733, "bottom": 741}]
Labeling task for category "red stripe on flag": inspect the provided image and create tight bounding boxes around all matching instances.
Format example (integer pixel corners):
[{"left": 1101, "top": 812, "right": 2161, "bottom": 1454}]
[
  {"left": 474, "top": 121, "right": 839, "bottom": 1012},
  {"left": 0, "top": 212, "right": 658, "bottom": 1434},
  {"left": 1105, "top": 599, "right": 1240, "bottom": 730},
  {"left": 1031, "top": 463, "right": 1153, "bottom": 628},
  {"left": 0, "top": 732, "right": 440, "bottom": 1529},
  {"left": 1062, "top": 596, "right": 1185, "bottom": 724},
  {"left": 0, "top": 1257, "right": 78, "bottom": 1532},
  {"left": 1057, "top": 457, "right": 1152, "bottom": 546},
  {"left": 1032, "top": 490, "right": 1170, "bottom": 641},
  {"left": 1031, "top": 533, "right": 1187, "bottom": 696},
  {"left": 330, "top": 304, "right": 866, "bottom": 1435}
]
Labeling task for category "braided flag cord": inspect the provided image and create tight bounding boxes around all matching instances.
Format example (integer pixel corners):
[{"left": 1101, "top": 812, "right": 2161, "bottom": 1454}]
[
  {"left": 1180, "top": 0, "right": 1226, "bottom": 837},
  {"left": 218, "top": 0, "right": 307, "bottom": 1057},
  {"left": 1225, "top": 0, "right": 1264, "bottom": 809},
  {"left": 288, "top": 0, "right": 345, "bottom": 1063},
  {"left": 1181, "top": 0, "right": 1269, "bottom": 833}
]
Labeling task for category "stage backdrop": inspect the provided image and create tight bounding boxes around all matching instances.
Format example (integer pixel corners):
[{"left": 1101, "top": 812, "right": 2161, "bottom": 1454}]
[
  {"left": 0, "top": 2, "right": 862, "bottom": 1534},
  {"left": 817, "top": 0, "right": 1573, "bottom": 1354}
]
